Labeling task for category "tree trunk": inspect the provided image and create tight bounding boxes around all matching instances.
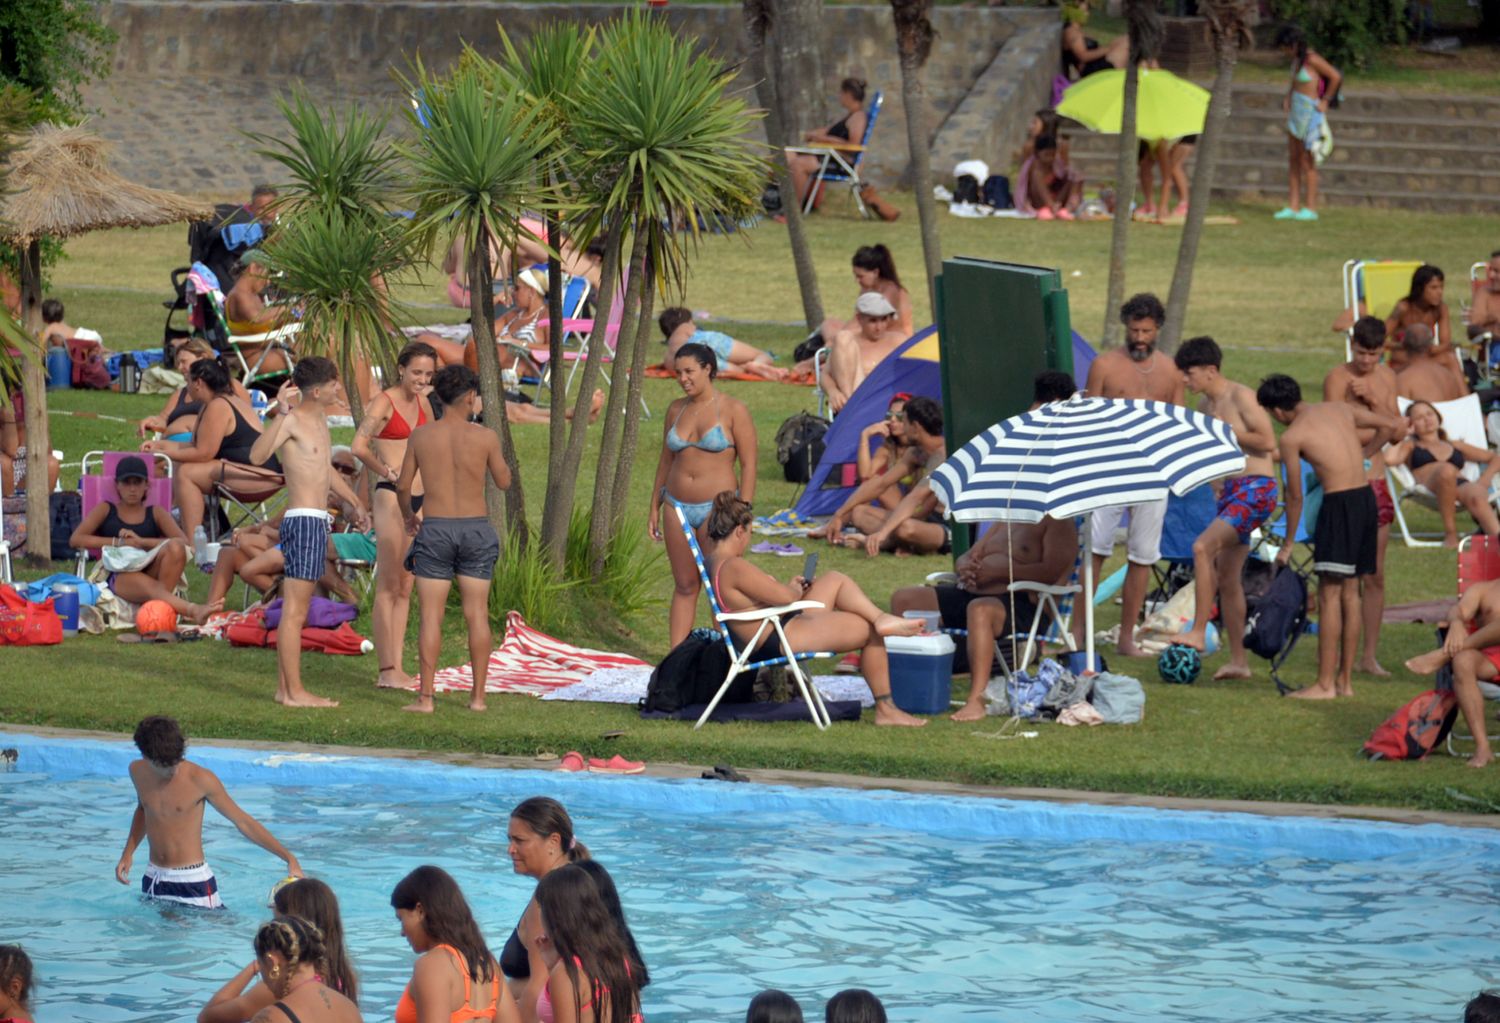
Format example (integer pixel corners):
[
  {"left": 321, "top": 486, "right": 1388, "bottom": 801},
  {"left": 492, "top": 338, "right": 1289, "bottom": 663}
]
[
  {"left": 467, "top": 227, "right": 511, "bottom": 541},
  {"left": 587, "top": 225, "right": 650, "bottom": 575},
  {"left": 897, "top": 50, "right": 942, "bottom": 313},
  {"left": 541, "top": 222, "right": 624, "bottom": 559},
  {"left": 539, "top": 197, "right": 567, "bottom": 567},
  {"left": 1101, "top": 60, "right": 1141, "bottom": 350},
  {"left": 607, "top": 250, "right": 657, "bottom": 546},
  {"left": 1161, "top": 23, "right": 1240, "bottom": 352},
  {"left": 765, "top": 0, "right": 826, "bottom": 153},
  {"left": 19, "top": 240, "right": 49, "bottom": 569},
  {"left": 744, "top": 1, "right": 823, "bottom": 329}
]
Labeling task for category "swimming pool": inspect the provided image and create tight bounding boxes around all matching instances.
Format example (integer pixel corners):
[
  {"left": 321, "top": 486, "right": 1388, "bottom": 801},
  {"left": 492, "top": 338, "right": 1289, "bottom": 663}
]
[{"left": 2, "top": 732, "right": 1497, "bottom": 1023}]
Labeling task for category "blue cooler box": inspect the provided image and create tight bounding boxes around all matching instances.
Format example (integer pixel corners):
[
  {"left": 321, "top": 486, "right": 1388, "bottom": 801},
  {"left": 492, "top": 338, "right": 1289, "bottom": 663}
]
[{"left": 885, "top": 633, "right": 955, "bottom": 714}]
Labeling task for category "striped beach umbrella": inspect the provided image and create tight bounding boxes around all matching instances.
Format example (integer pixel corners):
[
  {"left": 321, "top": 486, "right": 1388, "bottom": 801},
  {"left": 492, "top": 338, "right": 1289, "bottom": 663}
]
[{"left": 928, "top": 396, "right": 1246, "bottom": 665}]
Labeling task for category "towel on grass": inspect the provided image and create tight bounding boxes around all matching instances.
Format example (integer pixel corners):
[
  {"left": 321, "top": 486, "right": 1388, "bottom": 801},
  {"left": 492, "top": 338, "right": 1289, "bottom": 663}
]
[
  {"left": 541, "top": 666, "right": 875, "bottom": 707},
  {"left": 415, "top": 611, "right": 649, "bottom": 695}
]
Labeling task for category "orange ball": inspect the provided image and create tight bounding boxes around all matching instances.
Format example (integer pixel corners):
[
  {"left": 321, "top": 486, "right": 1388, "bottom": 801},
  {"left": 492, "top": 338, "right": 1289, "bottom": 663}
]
[{"left": 136, "top": 599, "right": 178, "bottom": 635}]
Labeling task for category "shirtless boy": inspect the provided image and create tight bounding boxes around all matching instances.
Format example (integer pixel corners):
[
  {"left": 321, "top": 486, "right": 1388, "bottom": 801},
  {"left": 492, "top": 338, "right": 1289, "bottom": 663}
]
[
  {"left": 825, "top": 292, "right": 909, "bottom": 412},
  {"left": 1080, "top": 293, "right": 1185, "bottom": 656},
  {"left": 397, "top": 365, "right": 511, "bottom": 714},
  {"left": 249, "top": 357, "right": 368, "bottom": 708},
  {"left": 1323, "top": 316, "right": 1401, "bottom": 675},
  {"left": 1405, "top": 578, "right": 1500, "bottom": 768},
  {"left": 115, "top": 716, "right": 301, "bottom": 907},
  {"left": 1256, "top": 374, "right": 1402, "bottom": 699},
  {"left": 1174, "top": 338, "right": 1278, "bottom": 679}
]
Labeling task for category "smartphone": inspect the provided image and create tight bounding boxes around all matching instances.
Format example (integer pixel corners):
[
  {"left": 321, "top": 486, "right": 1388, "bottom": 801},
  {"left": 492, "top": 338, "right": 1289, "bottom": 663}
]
[{"left": 802, "top": 552, "right": 818, "bottom": 584}]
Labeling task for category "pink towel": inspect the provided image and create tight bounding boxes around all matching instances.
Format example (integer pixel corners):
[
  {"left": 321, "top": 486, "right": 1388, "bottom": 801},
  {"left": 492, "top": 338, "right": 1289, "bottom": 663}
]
[{"left": 421, "top": 611, "right": 649, "bottom": 695}]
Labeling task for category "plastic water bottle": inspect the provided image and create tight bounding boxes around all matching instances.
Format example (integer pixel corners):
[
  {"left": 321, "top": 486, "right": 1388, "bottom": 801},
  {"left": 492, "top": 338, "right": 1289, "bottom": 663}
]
[
  {"left": 193, "top": 526, "right": 212, "bottom": 569},
  {"left": 250, "top": 390, "right": 269, "bottom": 421}
]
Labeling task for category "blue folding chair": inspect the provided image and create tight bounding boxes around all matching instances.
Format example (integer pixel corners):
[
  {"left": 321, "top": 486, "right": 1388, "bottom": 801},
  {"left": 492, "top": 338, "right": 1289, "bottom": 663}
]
[
  {"left": 673, "top": 504, "right": 837, "bottom": 729},
  {"left": 787, "top": 91, "right": 884, "bottom": 218},
  {"left": 1148, "top": 486, "right": 1216, "bottom": 604}
]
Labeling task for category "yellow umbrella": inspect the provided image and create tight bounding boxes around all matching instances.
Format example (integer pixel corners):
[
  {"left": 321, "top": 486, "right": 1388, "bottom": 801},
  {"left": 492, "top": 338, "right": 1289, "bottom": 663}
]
[{"left": 1056, "top": 68, "right": 1210, "bottom": 141}]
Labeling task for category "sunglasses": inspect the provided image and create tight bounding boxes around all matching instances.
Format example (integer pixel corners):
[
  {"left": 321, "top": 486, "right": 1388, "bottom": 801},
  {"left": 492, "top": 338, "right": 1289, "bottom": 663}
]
[
  {"left": 334, "top": 463, "right": 357, "bottom": 476},
  {"left": 885, "top": 411, "right": 906, "bottom": 422}
]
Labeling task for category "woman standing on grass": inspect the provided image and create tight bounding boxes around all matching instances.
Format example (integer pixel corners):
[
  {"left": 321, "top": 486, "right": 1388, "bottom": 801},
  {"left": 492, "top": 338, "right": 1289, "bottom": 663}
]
[
  {"left": 501, "top": 798, "right": 589, "bottom": 1001},
  {"left": 353, "top": 341, "right": 436, "bottom": 691},
  {"left": 649, "top": 343, "right": 757, "bottom": 648},
  {"left": 1275, "top": 23, "right": 1340, "bottom": 222}
]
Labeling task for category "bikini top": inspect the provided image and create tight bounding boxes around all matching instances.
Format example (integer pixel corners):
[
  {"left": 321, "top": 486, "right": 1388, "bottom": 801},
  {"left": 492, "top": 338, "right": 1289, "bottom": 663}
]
[
  {"left": 536, "top": 956, "right": 641, "bottom": 1023},
  {"left": 167, "top": 388, "right": 204, "bottom": 428},
  {"left": 376, "top": 395, "right": 427, "bottom": 440},
  {"left": 666, "top": 397, "right": 730, "bottom": 453},
  {"left": 500, "top": 925, "right": 530, "bottom": 980},
  {"left": 100, "top": 502, "right": 165, "bottom": 540},
  {"left": 205, "top": 396, "right": 281, "bottom": 473},
  {"left": 394, "top": 945, "right": 502, "bottom": 1023},
  {"left": 1294, "top": 62, "right": 1315, "bottom": 84},
  {"left": 828, "top": 112, "right": 853, "bottom": 142},
  {"left": 1410, "top": 444, "right": 1465, "bottom": 471}
]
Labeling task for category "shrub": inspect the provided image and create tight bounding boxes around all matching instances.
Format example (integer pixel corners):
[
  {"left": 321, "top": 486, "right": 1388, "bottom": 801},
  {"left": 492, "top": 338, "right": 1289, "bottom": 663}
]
[
  {"left": 565, "top": 505, "right": 664, "bottom": 618},
  {"left": 1271, "top": 0, "right": 1406, "bottom": 69},
  {"left": 488, "top": 529, "right": 575, "bottom": 634}
]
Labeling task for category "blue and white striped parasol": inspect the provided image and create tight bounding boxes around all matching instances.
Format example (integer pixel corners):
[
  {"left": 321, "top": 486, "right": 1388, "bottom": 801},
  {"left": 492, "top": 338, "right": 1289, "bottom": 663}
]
[{"left": 928, "top": 396, "right": 1246, "bottom": 665}]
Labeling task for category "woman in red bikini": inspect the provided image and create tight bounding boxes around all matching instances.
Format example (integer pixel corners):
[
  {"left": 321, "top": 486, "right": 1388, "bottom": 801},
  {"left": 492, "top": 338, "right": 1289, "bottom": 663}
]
[
  {"left": 353, "top": 341, "right": 437, "bottom": 690},
  {"left": 0, "top": 945, "right": 34, "bottom": 1023},
  {"left": 392, "top": 865, "right": 520, "bottom": 1023}
]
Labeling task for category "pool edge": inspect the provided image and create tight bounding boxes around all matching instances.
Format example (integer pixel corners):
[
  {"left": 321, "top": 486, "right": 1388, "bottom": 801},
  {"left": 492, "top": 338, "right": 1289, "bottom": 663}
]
[{"left": 8, "top": 721, "right": 1498, "bottom": 831}]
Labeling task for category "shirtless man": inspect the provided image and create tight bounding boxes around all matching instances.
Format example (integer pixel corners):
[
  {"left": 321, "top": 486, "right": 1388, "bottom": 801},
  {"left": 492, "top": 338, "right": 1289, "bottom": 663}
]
[
  {"left": 38, "top": 299, "right": 77, "bottom": 347},
  {"left": 1405, "top": 578, "right": 1500, "bottom": 768},
  {"left": 1080, "top": 293, "right": 1185, "bottom": 657},
  {"left": 824, "top": 292, "right": 908, "bottom": 412},
  {"left": 1256, "top": 374, "right": 1402, "bottom": 700},
  {"left": 1467, "top": 250, "right": 1500, "bottom": 340},
  {"left": 658, "top": 307, "right": 786, "bottom": 381},
  {"left": 1324, "top": 316, "right": 1401, "bottom": 675},
  {"left": 115, "top": 716, "right": 301, "bottom": 908},
  {"left": 1395, "top": 323, "right": 1467, "bottom": 402},
  {"left": 397, "top": 365, "right": 510, "bottom": 714},
  {"left": 250, "top": 357, "right": 368, "bottom": 709},
  {"left": 1172, "top": 338, "right": 1277, "bottom": 677},
  {"left": 223, "top": 254, "right": 288, "bottom": 336},
  {"left": 809, "top": 397, "right": 948, "bottom": 555}
]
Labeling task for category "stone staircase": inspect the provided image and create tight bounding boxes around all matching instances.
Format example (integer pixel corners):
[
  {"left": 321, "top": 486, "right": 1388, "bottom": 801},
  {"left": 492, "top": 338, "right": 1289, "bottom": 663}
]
[{"left": 1062, "top": 82, "right": 1500, "bottom": 213}]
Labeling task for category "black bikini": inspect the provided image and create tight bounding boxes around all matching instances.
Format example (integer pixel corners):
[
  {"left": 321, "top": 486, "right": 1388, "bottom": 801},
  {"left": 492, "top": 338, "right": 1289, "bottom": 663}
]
[
  {"left": 500, "top": 924, "right": 529, "bottom": 979},
  {"left": 272, "top": 1002, "right": 303, "bottom": 1023},
  {"left": 373, "top": 480, "right": 423, "bottom": 514},
  {"left": 99, "top": 502, "right": 164, "bottom": 540},
  {"left": 1409, "top": 445, "right": 1465, "bottom": 471},
  {"left": 206, "top": 396, "right": 282, "bottom": 473},
  {"left": 827, "top": 112, "right": 853, "bottom": 142}
]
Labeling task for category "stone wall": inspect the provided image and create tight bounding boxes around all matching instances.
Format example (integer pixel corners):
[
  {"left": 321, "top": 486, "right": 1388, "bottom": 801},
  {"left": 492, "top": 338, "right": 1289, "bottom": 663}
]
[{"left": 84, "top": 1, "right": 1056, "bottom": 198}]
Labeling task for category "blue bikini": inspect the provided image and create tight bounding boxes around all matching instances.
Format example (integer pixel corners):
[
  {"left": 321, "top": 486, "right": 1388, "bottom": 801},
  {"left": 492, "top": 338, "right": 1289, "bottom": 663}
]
[{"left": 664, "top": 398, "right": 732, "bottom": 528}]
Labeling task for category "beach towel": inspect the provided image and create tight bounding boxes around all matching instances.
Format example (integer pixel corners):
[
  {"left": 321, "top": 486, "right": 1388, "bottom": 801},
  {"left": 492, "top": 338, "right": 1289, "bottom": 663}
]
[
  {"left": 643, "top": 364, "right": 816, "bottom": 386},
  {"left": 415, "top": 611, "right": 650, "bottom": 695},
  {"left": 541, "top": 665, "right": 875, "bottom": 707}
]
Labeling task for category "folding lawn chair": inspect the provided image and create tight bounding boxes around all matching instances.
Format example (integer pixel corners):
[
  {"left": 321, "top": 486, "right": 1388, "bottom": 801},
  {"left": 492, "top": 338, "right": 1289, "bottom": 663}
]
[
  {"left": 1150, "top": 485, "right": 1215, "bottom": 608},
  {"left": 205, "top": 464, "right": 287, "bottom": 544},
  {"left": 330, "top": 527, "right": 377, "bottom": 599},
  {"left": 1471, "top": 261, "right": 1496, "bottom": 383},
  {"left": 787, "top": 91, "right": 884, "bottom": 218},
  {"left": 673, "top": 504, "right": 835, "bottom": 729},
  {"left": 813, "top": 347, "right": 833, "bottom": 418},
  {"left": 1341, "top": 259, "right": 1423, "bottom": 360},
  {"left": 1253, "top": 463, "right": 1318, "bottom": 576},
  {"left": 74, "top": 451, "right": 173, "bottom": 577},
  {"left": 531, "top": 269, "right": 648, "bottom": 418},
  {"left": 1387, "top": 394, "right": 1500, "bottom": 548},
  {"left": 0, "top": 496, "right": 12, "bottom": 585},
  {"left": 227, "top": 320, "right": 300, "bottom": 393},
  {"left": 510, "top": 272, "right": 592, "bottom": 402},
  {"left": 1444, "top": 535, "right": 1500, "bottom": 757}
]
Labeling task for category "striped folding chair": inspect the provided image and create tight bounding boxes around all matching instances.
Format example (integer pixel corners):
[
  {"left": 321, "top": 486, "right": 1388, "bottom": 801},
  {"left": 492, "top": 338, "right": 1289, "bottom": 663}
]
[{"left": 673, "top": 504, "right": 836, "bottom": 729}]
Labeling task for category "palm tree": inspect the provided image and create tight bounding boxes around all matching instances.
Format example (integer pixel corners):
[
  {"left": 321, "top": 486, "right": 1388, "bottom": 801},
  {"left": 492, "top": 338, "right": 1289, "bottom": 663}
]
[
  {"left": 1161, "top": 0, "right": 1254, "bottom": 352},
  {"left": 1101, "top": 0, "right": 1163, "bottom": 349},
  {"left": 570, "top": 10, "right": 766, "bottom": 575},
  {"left": 401, "top": 54, "right": 557, "bottom": 543},
  {"left": 743, "top": 0, "right": 823, "bottom": 331},
  {"left": 890, "top": 0, "right": 942, "bottom": 309}
]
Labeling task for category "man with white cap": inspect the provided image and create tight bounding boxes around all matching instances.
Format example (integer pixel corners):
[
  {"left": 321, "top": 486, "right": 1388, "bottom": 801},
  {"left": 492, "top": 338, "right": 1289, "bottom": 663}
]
[{"left": 826, "top": 291, "right": 909, "bottom": 412}]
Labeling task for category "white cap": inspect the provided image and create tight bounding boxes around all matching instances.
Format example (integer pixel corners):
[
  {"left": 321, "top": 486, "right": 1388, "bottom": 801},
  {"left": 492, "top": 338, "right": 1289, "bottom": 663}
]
[{"left": 855, "top": 292, "right": 897, "bottom": 317}]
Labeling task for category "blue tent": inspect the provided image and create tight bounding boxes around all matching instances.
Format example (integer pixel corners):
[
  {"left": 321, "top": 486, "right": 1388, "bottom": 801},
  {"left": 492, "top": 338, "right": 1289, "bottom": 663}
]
[{"left": 793, "top": 329, "right": 1098, "bottom": 517}]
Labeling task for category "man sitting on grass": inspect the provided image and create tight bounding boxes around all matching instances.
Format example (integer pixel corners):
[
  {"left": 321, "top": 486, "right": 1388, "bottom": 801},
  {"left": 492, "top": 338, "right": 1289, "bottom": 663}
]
[
  {"left": 659, "top": 307, "right": 786, "bottom": 380},
  {"left": 1405, "top": 578, "right": 1500, "bottom": 769},
  {"left": 824, "top": 293, "right": 909, "bottom": 413}
]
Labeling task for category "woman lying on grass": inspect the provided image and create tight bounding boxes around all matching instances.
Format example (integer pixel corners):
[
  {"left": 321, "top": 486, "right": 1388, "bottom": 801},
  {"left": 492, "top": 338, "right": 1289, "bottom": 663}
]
[{"left": 699, "top": 491, "right": 928, "bottom": 726}]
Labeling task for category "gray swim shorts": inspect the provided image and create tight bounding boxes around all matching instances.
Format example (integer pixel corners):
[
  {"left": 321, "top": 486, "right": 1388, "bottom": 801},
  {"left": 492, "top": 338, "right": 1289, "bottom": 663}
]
[{"left": 404, "top": 516, "right": 500, "bottom": 581}]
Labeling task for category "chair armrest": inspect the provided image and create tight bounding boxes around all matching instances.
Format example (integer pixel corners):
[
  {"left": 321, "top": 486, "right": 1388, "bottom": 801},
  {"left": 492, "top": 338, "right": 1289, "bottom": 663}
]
[
  {"left": 924, "top": 571, "right": 958, "bottom": 585},
  {"left": 716, "top": 600, "right": 825, "bottom": 623},
  {"left": 786, "top": 145, "right": 867, "bottom": 155},
  {"left": 1010, "top": 582, "right": 1081, "bottom": 597}
]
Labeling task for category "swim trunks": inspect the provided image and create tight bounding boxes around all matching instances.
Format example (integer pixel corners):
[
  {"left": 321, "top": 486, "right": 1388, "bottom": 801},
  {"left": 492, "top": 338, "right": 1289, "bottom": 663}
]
[
  {"left": 279, "top": 508, "right": 331, "bottom": 582},
  {"left": 934, "top": 584, "right": 1037, "bottom": 633},
  {"left": 690, "top": 329, "right": 735, "bottom": 371},
  {"left": 142, "top": 861, "right": 223, "bottom": 909},
  {"left": 1089, "top": 497, "right": 1167, "bottom": 565},
  {"left": 1312, "top": 484, "right": 1378, "bottom": 578},
  {"left": 1369, "top": 476, "right": 1395, "bottom": 528},
  {"left": 1216, "top": 475, "right": 1278, "bottom": 543},
  {"left": 405, "top": 516, "right": 500, "bottom": 581}
]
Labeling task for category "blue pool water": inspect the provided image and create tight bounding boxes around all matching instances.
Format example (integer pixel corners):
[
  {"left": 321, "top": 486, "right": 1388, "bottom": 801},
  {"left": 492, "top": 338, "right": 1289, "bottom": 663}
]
[{"left": 2, "top": 733, "right": 1498, "bottom": 1023}]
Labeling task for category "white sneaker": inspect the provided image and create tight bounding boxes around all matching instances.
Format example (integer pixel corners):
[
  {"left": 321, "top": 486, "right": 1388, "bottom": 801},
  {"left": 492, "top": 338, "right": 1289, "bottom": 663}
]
[
  {"left": 949, "top": 202, "right": 985, "bottom": 218},
  {"left": 933, "top": 185, "right": 954, "bottom": 202}
]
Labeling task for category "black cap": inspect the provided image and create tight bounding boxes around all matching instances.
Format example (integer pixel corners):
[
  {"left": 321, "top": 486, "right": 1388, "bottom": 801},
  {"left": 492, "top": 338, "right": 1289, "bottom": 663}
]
[{"left": 114, "top": 455, "right": 150, "bottom": 481}]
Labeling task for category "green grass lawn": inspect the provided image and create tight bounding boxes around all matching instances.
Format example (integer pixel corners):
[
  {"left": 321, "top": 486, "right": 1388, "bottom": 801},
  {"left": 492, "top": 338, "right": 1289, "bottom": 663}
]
[{"left": 5, "top": 192, "right": 1500, "bottom": 814}]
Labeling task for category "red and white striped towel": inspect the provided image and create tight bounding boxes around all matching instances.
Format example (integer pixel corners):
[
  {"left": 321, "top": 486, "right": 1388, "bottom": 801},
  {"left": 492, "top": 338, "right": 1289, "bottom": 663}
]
[{"left": 421, "top": 611, "right": 649, "bottom": 695}]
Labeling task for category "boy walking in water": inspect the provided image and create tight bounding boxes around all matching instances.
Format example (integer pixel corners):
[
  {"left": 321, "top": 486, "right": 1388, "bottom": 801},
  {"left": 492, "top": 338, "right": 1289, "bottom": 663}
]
[
  {"left": 397, "top": 365, "right": 510, "bottom": 714},
  {"left": 250, "top": 357, "right": 368, "bottom": 708},
  {"left": 1173, "top": 338, "right": 1279, "bottom": 679},
  {"left": 116, "top": 716, "right": 301, "bottom": 907},
  {"left": 1256, "top": 375, "right": 1401, "bottom": 699}
]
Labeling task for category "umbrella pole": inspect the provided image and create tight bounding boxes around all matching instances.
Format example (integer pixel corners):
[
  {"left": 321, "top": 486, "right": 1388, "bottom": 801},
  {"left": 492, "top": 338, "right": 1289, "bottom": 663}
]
[{"left": 1083, "top": 512, "right": 1096, "bottom": 672}]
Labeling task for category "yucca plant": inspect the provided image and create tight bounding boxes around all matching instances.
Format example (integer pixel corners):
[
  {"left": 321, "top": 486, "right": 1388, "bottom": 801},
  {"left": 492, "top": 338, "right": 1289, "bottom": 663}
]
[
  {"left": 570, "top": 10, "right": 767, "bottom": 575},
  {"left": 400, "top": 52, "right": 559, "bottom": 543},
  {"left": 489, "top": 524, "right": 577, "bottom": 634}
]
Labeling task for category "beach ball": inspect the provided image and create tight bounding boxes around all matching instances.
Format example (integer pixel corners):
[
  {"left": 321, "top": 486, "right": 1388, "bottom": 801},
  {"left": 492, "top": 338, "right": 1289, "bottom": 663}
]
[
  {"left": 1158, "top": 643, "right": 1201, "bottom": 685},
  {"left": 136, "top": 599, "right": 178, "bottom": 635},
  {"left": 1178, "top": 621, "right": 1221, "bottom": 655}
]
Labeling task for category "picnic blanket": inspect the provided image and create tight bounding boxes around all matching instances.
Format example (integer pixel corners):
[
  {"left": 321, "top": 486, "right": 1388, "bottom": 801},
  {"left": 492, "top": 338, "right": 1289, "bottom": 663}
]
[
  {"left": 540, "top": 665, "right": 875, "bottom": 707},
  {"left": 643, "top": 364, "right": 816, "bottom": 385},
  {"left": 413, "top": 611, "right": 650, "bottom": 695}
]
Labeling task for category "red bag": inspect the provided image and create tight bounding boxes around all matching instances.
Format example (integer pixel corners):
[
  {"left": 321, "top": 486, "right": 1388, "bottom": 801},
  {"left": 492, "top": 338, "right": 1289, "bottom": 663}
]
[
  {"left": 66, "top": 336, "right": 111, "bottom": 390},
  {"left": 1362, "top": 689, "right": 1458, "bottom": 760},
  {"left": 0, "top": 587, "right": 64, "bottom": 646},
  {"left": 224, "top": 608, "right": 271, "bottom": 648}
]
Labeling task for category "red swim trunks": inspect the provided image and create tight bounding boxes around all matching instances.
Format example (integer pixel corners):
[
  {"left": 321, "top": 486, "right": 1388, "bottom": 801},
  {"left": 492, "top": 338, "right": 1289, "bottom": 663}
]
[{"left": 1369, "top": 476, "right": 1395, "bottom": 528}]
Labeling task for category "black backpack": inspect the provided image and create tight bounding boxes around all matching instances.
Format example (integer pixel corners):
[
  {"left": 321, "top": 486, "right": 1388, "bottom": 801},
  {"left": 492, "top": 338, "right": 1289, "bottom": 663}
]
[
  {"left": 1245, "top": 565, "right": 1308, "bottom": 692},
  {"left": 981, "top": 174, "right": 1013, "bottom": 210},
  {"left": 644, "top": 630, "right": 745, "bottom": 713},
  {"left": 49, "top": 491, "right": 82, "bottom": 562},
  {"left": 775, "top": 411, "right": 829, "bottom": 484},
  {"left": 953, "top": 174, "right": 981, "bottom": 204}
]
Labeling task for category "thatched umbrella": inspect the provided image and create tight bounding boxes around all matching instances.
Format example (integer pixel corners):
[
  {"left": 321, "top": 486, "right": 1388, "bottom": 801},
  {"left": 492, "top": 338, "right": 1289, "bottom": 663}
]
[{"left": 0, "top": 123, "right": 211, "bottom": 566}]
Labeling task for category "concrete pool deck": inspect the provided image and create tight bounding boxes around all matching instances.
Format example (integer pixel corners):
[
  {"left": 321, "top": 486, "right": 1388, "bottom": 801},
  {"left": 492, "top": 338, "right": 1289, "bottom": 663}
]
[{"left": 10, "top": 723, "right": 1499, "bottom": 831}]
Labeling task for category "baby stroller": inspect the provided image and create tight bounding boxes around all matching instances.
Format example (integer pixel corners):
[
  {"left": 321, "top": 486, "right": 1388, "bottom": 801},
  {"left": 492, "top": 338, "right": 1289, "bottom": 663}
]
[{"left": 162, "top": 203, "right": 264, "bottom": 359}]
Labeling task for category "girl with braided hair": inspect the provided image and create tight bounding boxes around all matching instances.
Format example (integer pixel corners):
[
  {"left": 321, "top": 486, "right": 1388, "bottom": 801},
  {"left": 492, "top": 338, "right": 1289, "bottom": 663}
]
[{"left": 249, "top": 915, "right": 361, "bottom": 1023}]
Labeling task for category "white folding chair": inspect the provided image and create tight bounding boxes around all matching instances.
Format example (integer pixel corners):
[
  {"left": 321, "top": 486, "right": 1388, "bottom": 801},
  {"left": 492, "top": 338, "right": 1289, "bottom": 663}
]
[
  {"left": 1388, "top": 394, "right": 1500, "bottom": 548},
  {"left": 924, "top": 575, "right": 1079, "bottom": 686}
]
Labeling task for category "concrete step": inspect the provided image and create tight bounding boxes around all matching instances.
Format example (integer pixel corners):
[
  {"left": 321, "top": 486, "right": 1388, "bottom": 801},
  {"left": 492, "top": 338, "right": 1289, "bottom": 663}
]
[
  {"left": 1067, "top": 132, "right": 1500, "bottom": 173},
  {"left": 1228, "top": 82, "right": 1500, "bottom": 122}
]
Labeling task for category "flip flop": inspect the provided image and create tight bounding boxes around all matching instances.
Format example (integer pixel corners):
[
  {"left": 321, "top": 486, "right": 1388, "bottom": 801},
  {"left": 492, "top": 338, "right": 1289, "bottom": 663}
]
[
  {"left": 588, "top": 755, "right": 645, "bottom": 775},
  {"left": 750, "top": 542, "right": 780, "bottom": 555},
  {"left": 700, "top": 764, "right": 749, "bottom": 783},
  {"left": 557, "top": 750, "right": 587, "bottom": 773}
]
